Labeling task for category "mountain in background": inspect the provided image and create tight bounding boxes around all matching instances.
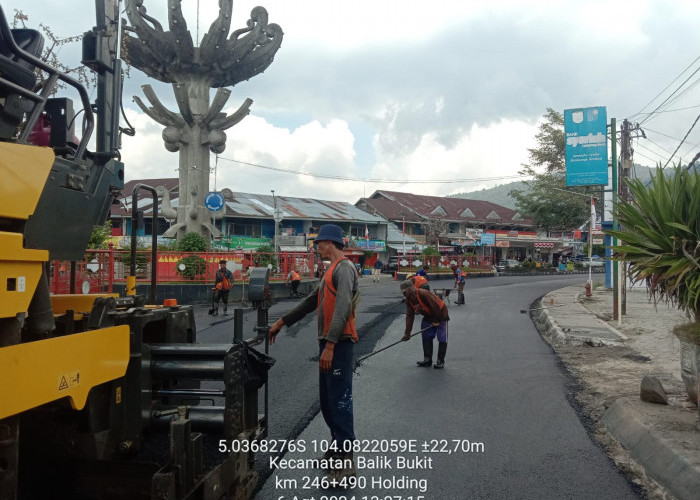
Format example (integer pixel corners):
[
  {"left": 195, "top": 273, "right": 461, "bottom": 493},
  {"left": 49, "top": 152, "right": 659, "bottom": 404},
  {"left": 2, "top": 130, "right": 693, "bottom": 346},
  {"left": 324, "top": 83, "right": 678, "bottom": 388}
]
[{"left": 451, "top": 164, "right": 657, "bottom": 209}]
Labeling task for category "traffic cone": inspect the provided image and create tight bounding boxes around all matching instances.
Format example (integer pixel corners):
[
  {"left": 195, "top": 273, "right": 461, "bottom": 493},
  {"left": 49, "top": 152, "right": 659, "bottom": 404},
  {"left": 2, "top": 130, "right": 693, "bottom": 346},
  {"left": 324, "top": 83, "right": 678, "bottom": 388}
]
[{"left": 394, "top": 271, "right": 398, "bottom": 281}]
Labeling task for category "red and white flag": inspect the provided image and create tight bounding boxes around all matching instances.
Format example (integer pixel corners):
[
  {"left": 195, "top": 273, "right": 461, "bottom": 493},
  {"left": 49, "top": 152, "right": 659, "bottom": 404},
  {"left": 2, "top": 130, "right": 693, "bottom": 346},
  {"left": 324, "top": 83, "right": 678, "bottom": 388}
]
[
  {"left": 365, "top": 224, "right": 370, "bottom": 241},
  {"left": 591, "top": 198, "right": 597, "bottom": 225}
]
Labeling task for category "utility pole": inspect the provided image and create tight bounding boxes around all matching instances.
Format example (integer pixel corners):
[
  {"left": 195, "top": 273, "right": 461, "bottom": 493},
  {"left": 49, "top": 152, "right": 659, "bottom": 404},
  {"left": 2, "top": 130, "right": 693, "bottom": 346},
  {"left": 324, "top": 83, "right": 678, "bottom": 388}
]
[
  {"left": 619, "top": 119, "right": 631, "bottom": 315},
  {"left": 618, "top": 119, "right": 645, "bottom": 315},
  {"left": 611, "top": 119, "right": 619, "bottom": 322}
]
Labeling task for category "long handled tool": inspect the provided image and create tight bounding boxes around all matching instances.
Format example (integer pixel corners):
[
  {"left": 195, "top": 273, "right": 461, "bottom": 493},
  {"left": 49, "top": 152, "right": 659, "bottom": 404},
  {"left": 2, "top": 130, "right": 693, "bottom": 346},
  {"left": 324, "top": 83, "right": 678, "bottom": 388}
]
[
  {"left": 208, "top": 288, "right": 217, "bottom": 315},
  {"left": 355, "top": 324, "right": 434, "bottom": 364}
]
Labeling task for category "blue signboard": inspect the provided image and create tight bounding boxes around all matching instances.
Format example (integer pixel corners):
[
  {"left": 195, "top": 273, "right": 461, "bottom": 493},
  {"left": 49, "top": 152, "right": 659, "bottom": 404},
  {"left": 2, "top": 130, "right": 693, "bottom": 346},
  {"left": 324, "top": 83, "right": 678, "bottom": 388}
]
[
  {"left": 480, "top": 233, "right": 495, "bottom": 246},
  {"left": 205, "top": 191, "right": 225, "bottom": 211},
  {"left": 564, "top": 106, "right": 608, "bottom": 186}
]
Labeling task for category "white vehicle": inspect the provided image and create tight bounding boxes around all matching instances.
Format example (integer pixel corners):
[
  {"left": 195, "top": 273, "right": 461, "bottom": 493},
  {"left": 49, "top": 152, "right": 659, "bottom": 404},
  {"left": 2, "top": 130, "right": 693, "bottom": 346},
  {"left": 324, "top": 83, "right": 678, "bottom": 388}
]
[{"left": 581, "top": 256, "right": 605, "bottom": 267}]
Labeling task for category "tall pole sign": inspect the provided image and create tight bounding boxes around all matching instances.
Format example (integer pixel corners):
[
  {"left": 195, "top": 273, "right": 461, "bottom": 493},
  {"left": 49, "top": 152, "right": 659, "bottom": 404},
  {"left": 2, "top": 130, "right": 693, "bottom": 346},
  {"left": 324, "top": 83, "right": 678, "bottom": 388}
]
[{"left": 564, "top": 106, "right": 609, "bottom": 186}]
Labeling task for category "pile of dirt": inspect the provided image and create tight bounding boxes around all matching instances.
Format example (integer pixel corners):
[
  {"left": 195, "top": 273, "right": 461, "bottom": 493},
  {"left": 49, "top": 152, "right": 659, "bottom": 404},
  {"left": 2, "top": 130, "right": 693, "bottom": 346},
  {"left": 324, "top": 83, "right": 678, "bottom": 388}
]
[{"left": 538, "top": 287, "right": 694, "bottom": 500}]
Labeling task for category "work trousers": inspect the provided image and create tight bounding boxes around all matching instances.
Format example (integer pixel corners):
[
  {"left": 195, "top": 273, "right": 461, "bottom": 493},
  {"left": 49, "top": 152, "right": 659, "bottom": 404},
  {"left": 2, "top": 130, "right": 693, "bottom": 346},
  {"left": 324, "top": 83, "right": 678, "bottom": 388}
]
[
  {"left": 456, "top": 280, "right": 465, "bottom": 304},
  {"left": 319, "top": 339, "right": 356, "bottom": 451},
  {"left": 421, "top": 318, "right": 448, "bottom": 343},
  {"left": 214, "top": 289, "right": 230, "bottom": 305}
]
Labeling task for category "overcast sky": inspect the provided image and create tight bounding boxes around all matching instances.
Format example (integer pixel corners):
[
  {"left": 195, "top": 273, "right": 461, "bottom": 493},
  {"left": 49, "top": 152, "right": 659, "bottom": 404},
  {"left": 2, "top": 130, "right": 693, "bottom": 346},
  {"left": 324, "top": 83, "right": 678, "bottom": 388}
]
[{"left": 10, "top": 0, "right": 700, "bottom": 203}]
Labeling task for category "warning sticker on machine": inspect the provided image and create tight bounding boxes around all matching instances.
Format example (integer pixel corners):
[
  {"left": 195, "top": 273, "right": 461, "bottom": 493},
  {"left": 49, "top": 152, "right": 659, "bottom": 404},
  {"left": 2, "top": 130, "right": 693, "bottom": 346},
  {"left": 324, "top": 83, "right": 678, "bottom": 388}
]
[{"left": 58, "top": 371, "right": 80, "bottom": 391}]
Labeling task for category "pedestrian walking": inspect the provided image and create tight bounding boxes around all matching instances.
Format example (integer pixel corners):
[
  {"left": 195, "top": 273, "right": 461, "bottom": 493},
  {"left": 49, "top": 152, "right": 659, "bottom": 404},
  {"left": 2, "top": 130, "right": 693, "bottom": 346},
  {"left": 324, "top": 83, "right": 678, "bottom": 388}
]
[
  {"left": 269, "top": 224, "right": 360, "bottom": 481},
  {"left": 210, "top": 260, "right": 233, "bottom": 315},
  {"left": 400, "top": 279, "right": 449, "bottom": 368},
  {"left": 452, "top": 264, "right": 466, "bottom": 305},
  {"left": 372, "top": 259, "right": 383, "bottom": 282}
]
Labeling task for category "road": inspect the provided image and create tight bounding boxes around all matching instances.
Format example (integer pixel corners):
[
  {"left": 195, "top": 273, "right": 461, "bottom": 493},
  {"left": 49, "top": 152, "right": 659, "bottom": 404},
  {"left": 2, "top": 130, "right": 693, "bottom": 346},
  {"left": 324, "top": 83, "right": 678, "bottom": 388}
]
[{"left": 198, "top": 273, "right": 641, "bottom": 499}]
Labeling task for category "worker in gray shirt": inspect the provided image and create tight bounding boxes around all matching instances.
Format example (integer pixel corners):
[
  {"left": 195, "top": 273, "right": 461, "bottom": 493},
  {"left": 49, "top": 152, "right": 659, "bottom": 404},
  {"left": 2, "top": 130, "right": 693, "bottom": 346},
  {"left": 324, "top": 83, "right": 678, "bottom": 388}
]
[{"left": 269, "top": 224, "right": 360, "bottom": 482}]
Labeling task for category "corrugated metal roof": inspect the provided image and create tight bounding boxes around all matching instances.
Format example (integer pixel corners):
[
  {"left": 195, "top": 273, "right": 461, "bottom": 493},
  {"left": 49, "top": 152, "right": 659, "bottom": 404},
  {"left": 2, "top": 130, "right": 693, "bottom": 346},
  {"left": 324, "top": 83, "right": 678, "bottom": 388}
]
[
  {"left": 360, "top": 190, "right": 532, "bottom": 226},
  {"left": 386, "top": 224, "right": 417, "bottom": 244},
  {"left": 111, "top": 181, "right": 386, "bottom": 223}
]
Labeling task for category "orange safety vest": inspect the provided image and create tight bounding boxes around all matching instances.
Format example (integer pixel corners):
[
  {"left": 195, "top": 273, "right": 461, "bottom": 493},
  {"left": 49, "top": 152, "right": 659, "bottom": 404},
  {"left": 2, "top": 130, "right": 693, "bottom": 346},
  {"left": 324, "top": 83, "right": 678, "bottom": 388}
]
[
  {"left": 215, "top": 275, "right": 231, "bottom": 291},
  {"left": 290, "top": 270, "right": 301, "bottom": 281},
  {"left": 318, "top": 258, "right": 359, "bottom": 341},
  {"left": 411, "top": 275, "right": 428, "bottom": 289},
  {"left": 412, "top": 290, "right": 445, "bottom": 316}
]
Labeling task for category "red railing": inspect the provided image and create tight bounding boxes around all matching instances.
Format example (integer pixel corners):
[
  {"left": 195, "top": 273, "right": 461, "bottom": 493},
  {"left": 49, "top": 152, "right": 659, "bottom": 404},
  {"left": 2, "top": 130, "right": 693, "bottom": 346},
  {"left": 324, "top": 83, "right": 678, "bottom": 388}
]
[
  {"left": 47, "top": 247, "right": 317, "bottom": 294},
  {"left": 395, "top": 255, "right": 494, "bottom": 273}
]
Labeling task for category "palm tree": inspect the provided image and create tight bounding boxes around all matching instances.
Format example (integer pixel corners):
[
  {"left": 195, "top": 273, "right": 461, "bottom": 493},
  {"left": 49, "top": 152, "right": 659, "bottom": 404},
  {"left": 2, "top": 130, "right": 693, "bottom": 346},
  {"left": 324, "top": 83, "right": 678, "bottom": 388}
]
[{"left": 606, "top": 165, "right": 699, "bottom": 325}]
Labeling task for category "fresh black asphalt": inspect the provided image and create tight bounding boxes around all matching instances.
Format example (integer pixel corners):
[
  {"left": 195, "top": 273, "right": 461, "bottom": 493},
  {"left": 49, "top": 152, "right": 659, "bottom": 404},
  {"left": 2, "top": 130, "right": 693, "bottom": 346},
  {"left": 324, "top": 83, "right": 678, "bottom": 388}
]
[{"left": 196, "top": 274, "right": 642, "bottom": 499}]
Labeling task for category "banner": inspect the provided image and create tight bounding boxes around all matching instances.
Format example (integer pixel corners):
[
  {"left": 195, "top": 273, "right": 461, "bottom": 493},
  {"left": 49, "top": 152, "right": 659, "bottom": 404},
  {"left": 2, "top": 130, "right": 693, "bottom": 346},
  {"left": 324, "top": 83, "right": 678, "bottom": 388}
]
[{"left": 565, "top": 106, "right": 608, "bottom": 186}]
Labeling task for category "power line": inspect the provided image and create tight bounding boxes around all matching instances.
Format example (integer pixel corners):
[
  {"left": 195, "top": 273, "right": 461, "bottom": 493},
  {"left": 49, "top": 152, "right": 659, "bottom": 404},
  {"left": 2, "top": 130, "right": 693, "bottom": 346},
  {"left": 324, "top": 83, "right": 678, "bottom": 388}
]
[
  {"left": 633, "top": 103, "right": 700, "bottom": 116},
  {"left": 663, "top": 114, "right": 700, "bottom": 168},
  {"left": 215, "top": 155, "right": 529, "bottom": 185},
  {"left": 634, "top": 141, "right": 667, "bottom": 163},
  {"left": 638, "top": 67, "right": 700, "bottom": 125},
  {"left": 629, "top": 54, "right": 700, "bottom": 121}
]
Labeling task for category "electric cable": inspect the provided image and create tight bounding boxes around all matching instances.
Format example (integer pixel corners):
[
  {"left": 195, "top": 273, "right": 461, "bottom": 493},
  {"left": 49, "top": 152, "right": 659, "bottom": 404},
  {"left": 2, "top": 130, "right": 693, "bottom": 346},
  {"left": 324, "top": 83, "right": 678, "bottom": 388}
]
[
  {"left": 629, "top": 54, "right": 700, "bottom": 122},
  {"left": 215, "top": 155, "right": 528, "bottom": 185},
  {"left": 663, "top": 114, "right": 700, "bottom": 168}
]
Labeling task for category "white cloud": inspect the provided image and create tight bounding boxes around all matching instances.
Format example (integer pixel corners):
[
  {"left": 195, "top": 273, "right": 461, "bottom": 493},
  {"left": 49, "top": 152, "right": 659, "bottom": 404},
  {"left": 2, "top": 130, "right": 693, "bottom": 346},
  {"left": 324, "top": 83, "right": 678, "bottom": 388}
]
[{"left": 11, "top": 0, "right": 700, "bottom": 204}]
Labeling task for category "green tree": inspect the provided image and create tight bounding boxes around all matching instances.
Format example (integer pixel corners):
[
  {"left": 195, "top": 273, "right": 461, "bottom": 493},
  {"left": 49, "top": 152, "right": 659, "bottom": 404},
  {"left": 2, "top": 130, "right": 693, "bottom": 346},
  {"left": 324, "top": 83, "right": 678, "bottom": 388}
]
[
  {"left": 87, "top": 220, "right": 112, "bottom": 249},
  {"left": 253, "top": 243, "right": 278, "bottom": 270},
  {"left": 421, "top": 246, "right": 440, "bottom": 257},
  {"left": 510, "top": 108, "right": 596, "bottom": 233}
]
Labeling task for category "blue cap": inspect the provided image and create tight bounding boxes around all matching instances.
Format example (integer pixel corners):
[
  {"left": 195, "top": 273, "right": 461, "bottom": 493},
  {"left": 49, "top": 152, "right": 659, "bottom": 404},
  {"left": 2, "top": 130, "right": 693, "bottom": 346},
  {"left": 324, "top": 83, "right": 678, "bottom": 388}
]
[{"left": 315, "top": 224, "right": 345, "bottom": 246}]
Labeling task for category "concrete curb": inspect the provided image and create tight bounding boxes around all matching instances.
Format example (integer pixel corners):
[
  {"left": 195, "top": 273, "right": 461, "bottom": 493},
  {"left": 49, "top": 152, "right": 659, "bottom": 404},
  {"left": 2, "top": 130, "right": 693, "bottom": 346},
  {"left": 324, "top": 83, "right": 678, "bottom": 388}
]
[
  {"left": 535, "top": 304, "right": 566, "bottom": 344},
  {"left": 602, "top": 398, "right": 700, "bottom": 500}
]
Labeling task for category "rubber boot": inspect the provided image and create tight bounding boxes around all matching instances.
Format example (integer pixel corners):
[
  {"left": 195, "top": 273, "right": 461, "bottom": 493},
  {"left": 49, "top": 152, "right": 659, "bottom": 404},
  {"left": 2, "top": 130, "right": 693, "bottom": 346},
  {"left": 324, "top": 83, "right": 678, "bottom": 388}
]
[
  {"left": 316, "top": 448, "right": 339, "bottom": 470},
  {"left": 434, "top": 342, "right": 447, "bottom": 369},
  {"left": 223, "top": 305, "right": 227, "bottom": 315},
  {"left": 324, "top": 451, "right": 356, "bottom": 484},
  {"left": 417, "top": 338, "right": 433, "bottom": 367},
  {"left": 212, "top": 305, "right": 218, "bottom": 316}
]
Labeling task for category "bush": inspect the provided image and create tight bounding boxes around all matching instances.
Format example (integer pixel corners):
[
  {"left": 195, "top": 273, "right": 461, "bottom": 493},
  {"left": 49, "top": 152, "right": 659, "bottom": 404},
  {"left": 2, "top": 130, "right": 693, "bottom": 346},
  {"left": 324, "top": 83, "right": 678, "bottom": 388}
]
[
  {"left": 120, "top": 241, "right": 149, "bottom": 274},
  {"left": 177, "top": 232, "right": 208, "bottom": 252},
  {"left": 176, "top": 255, "right": 207, "bottom": 280},
  {"left": 253, "top": 243, "right": 278, "bottom": 270},
  {"left": 87, "top": 220, "right": 112, "bottom": 249},
  {"left": 421, "top": 246, "right": 440, "bottom": 257}
]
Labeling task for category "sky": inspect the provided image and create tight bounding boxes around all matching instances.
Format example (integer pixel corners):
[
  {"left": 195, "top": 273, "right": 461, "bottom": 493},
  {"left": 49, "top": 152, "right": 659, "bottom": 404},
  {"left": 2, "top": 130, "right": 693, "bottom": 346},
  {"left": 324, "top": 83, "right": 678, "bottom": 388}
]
[{"left": 9, "top": 0, "right": 700, "bottom": 203}]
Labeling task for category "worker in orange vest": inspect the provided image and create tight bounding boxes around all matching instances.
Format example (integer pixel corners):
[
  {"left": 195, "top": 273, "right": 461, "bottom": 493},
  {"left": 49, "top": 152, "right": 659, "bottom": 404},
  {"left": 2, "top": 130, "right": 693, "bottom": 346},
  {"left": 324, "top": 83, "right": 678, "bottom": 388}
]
[
  {"left": 269, "top": 224, "right": 360, "bottom": 482},
  {"left": 400, "top": 279, "right": 449, "bottom": 369},
  {"left": 210, "top": 260, "right": 233, "bottom": 315},
  {"left": 287, "top": 268, "right": 302, "bottom": 298}
]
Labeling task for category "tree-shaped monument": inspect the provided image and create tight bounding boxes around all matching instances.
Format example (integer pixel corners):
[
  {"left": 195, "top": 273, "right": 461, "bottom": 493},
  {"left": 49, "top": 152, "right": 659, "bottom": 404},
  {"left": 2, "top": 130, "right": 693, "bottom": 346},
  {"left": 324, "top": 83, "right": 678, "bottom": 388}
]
[{"left": 122, "top": 0, "right": 282, "bottom": 239}]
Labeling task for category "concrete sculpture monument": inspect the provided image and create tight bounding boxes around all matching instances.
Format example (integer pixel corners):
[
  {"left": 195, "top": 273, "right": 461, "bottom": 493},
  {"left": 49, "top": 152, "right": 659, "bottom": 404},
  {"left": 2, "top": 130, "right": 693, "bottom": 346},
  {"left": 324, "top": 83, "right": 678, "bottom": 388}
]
[{"left": 122, "top": 0, "right": 282, "bottom": 239}]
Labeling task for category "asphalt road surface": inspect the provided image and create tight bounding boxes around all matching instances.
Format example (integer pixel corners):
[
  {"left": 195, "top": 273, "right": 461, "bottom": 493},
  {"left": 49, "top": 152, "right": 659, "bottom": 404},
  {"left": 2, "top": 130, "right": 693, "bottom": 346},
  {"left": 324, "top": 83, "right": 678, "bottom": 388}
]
[{"left": 199, "top": 273, "right": 641, "bottom": 499}]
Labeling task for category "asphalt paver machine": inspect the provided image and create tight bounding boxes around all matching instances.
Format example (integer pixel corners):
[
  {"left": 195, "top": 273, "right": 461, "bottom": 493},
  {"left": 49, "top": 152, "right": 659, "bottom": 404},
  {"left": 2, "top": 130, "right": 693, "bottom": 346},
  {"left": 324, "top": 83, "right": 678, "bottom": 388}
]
[{"left": 0, "top": 2, "right": 273, "bottom": 498}]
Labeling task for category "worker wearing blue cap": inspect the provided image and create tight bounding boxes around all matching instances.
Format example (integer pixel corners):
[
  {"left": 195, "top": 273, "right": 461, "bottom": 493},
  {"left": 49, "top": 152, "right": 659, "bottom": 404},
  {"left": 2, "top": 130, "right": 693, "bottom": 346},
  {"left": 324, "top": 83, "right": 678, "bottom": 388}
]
[{"left": 269, "top": 224, "right": 360, "bottom": 481}]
